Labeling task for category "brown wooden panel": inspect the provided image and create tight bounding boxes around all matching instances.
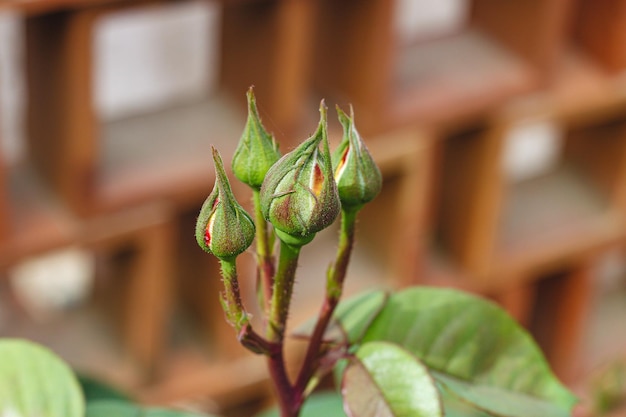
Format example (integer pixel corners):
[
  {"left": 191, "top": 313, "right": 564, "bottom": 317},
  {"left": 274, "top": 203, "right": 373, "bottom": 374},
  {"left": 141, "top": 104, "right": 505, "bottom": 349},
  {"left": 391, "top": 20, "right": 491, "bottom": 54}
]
[
  {"left": 221, "top": 0, "right": 314, "bottom": 141},
  {"left": 435, "top": 122, "right": 504, "bottom": 278},
  {"left": 175, "top": 209, "right": 249, "bottom": 360},
  {"left": 119, "top": 217, "right": 174, "bottom": 377},
  {"left": 25, "top": 9, "right": 98, "bottom": 215},
  {"left": 356, "top": 128, "right": 434, "bottom": 286},
  {"left": 530, "top": 261, "right": 594, "bottom": 382},
  {"left": 490, "top": 283, "right": 536, "bottom": 327},
  {"left": 575, "top": 0, "right": 626, "bottom": 72},
  {"left": 0, "top": 158, "right": 7, "bottom": 243},
  {"left": 564, "top": 118, "right": 626, "bottom": 208},
  {"left": 312, "top": 0, "right": 394, "bottom": 113},
  {"left": 472, "top": 0, "right": 573, "bottom": 73}
]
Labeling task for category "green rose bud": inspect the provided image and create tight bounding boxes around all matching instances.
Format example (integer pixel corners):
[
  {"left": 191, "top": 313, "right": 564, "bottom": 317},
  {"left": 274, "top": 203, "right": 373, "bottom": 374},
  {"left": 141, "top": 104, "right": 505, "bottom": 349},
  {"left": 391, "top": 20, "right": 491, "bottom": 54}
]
[
  {"left": 260, "top": 101, "right": 340, "bottom": 246},
  {"left": 196, "top": 147, "right": 256, "bottom": 260},
  {"left": 231, "top": 87, "right": 281, "bottom": 189},
  {"left": 332, "top": 106, "right": 382, "bottom": 209}
]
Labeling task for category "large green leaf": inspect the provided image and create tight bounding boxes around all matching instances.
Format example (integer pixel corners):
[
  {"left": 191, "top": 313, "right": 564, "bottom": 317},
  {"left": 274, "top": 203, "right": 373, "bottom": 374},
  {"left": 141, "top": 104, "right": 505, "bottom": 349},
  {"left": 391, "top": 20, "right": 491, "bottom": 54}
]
[
  {"left": 342, "top": 341, "right": 443, "bottom": 417},
  {"left": 440, "top": 388, "right": 491, "bottom": 417},
  {"left": 333, "top": 290, "right": 388, "bottom": 344},
  {"left": 0, "top": 339, "right": 84, "bottom": 417},
  {"left": 356, "top": 287, "right": 577, "bottom": 417},
  {"left": 86, "top": 400, "right": 214, "bottom": 417},
  {"left": 255, "top": 392, "right": 347, "bottom": 417}
]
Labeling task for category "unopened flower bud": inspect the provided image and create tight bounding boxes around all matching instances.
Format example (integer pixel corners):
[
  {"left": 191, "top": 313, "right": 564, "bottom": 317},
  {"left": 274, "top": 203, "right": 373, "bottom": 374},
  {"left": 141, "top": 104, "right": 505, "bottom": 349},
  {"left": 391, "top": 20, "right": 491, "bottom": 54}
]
[
  {"left": 196, "top": 148, "right": 255, "bottom": 260},
  {"left": 332, "top": 106, "right": 382, "bottom": 209},
  {"left": 232, "top": 87, "right": 281, "bottom": 190},
  {"left": 260, "top": 101, "right": 340, "bottom": 246}
]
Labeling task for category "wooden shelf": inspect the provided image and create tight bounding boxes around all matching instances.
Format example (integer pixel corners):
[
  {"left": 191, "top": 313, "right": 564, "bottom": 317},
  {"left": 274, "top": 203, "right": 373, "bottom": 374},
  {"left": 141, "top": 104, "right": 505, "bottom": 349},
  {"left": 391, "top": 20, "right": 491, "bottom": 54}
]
[
  {"left": 313, "top": 0, "right": 569, "bottom": 134},
  {"left": 0, "top": 165, "right": 176, "bottom": 375},
  {"left": 388, "top": 29, "right": 538, "bottom": 128},
  {"left": 573, "top": 0, "right": 626, "bottom": 73},
  {"left": 23, "top": 0, "right": 313, "bottom": 216},
  {"left": 5, "top": 0, "right": 626, "bottom": 408},
  {"left": 0, "top": 0, "right": 268, "bottom": 16},
  {"left": 500, "top": 165, "right": 609, "bottom": 253},
  {"left": 1, "top": 164, "right": 78, "bottom": 265},
  {"left": 493, "top": 164, "right": 624, "bottom": 280},
  {"left": 98, "top": 94, "right": 245, "bottom": 212},
  {"left": 0, "top": 301, "right": 143, "bottom": 389}
]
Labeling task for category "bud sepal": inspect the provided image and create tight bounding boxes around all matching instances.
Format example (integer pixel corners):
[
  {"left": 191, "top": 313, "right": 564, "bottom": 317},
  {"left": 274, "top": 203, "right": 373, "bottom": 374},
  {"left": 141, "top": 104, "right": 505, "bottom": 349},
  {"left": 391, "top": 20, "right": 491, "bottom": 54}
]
[
  {"left": 332, "top": 106, "right": 382, "bottom": 209},
  {"left": 196, "top": 148, "right": 256, "bottom": 260},
  {"left": 232, "top": 87, "right": 281, "bottom": 190},
  {"left": 260, "top": 102, "right": 340, "bottom": 246}
]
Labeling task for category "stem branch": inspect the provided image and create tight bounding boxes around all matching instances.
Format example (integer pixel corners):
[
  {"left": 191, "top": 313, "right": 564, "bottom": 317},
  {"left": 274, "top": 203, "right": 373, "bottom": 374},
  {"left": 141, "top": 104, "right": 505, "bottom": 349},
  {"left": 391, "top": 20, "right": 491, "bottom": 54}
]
[
  {"left": 295, "top": 208, "right": 358, "bottom": 392},
  {"left": 219, "top": 258, "right": 272, "bottom": 355},
  {"left": 253, "top": 189, "right": 275, "bottom": 316},
  {"left": 266, "top": 239, "right": 302, "bottom": 416}
]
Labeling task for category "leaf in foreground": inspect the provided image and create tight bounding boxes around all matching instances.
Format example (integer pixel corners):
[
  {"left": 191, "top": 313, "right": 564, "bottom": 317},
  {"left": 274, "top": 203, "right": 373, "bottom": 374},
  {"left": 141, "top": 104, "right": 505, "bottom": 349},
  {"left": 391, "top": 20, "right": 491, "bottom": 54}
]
[
  {"left": 342, "top": 341, "right": 443, "bottom": 417},
  {"left": 357, "top": 287, "right": 577, "bottom": 417},
  {"left": 0, "top": 339, "right": 84, "bottom": 417}
]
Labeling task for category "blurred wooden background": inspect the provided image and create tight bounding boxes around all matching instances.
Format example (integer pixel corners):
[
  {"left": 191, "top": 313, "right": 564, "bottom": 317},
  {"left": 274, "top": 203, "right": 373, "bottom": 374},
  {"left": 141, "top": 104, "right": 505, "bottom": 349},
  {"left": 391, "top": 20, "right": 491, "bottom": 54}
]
[{"left": 1, "top": 0, "right": 626, "bottom": 415}]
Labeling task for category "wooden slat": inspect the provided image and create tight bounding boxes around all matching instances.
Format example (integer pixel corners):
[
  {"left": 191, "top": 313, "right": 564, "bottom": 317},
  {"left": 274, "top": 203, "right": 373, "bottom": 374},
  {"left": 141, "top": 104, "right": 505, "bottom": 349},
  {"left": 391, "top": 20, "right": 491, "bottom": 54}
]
[
  {"left": 574, "top": 0, "right": 626, "bottom": 72},
  {"left": 312, "top": 0, "right": 394, "bottom": 121},
  {"left": 472, "top": 0, "right": 573, "bottom": 74},
  {"left": 0, "top": 159, "right": 8, "bottom": 244},
  {"left": 435, "top": 121, "right": 504, "bottom": 279},
  {"left": 25, "top": 9, "right": 98, "bottom": 215},
  {"left": 118, "top": 213, "right": 174, "bottom": 377},
  {"left": 489, "top": 283, "right": 536, "bottom": 327},
  {"left": 220, "top": 0, "right": 314, "bottom": 142},
  {"left": 564, "top": 118, "right": 626, "bottom": 207},
  {"left": 530, "top": 261, "right": 595, "bottom": 382},
  {"left": 356, "top": 128, "right": 434, "bottom": 286}
]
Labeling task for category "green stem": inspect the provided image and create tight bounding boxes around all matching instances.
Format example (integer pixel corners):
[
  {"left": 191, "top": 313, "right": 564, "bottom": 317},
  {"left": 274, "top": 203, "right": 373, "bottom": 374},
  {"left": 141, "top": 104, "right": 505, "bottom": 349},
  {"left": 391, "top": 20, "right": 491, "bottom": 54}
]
[
  {"left": 295, "top": 207, "right": 358, "bottom": 393},
  {"left": 219, "top": 258, "right": 272, "bottom": 355},
  {"left": 268, "top": 240, "right": 301, "bottom": 342},
  {"left": 266, "top": 239, "right": 302, "bottom": 416},
  {"left": 253, "top": 189, "right": 275, "bottom": 316}
]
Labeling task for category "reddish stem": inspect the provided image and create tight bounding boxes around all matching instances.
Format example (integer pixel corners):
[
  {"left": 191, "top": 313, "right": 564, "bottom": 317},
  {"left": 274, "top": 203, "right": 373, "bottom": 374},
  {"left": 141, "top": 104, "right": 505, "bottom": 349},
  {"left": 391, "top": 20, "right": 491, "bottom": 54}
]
[
  {"left": 266, "top": 239, "right": 302, "bottom": 416},
  {"left": 295, "top": 208, "right": 357, "bottom": 393}
]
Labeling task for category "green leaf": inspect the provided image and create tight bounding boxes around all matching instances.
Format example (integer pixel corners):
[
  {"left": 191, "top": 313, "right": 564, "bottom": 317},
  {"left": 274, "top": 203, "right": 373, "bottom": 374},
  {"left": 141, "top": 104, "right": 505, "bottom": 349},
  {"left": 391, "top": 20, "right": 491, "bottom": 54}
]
[
  {"left": 0, "top": 339, "right": 84, "bottom": 417},
  {"left": 255, "top": 392, "right": 346, "bottom": 417},
  {"left": 357, "top": 287, "right": 577, "bottom": 417},
  {"left": 342, "top": 341, "right": 443, "bottom": 417},
  {"left": 86, "top": 400, "right": 214, "bottom": 417},
  {"left": 436, "top": 374, "right": 572, "bottom": 417},
  {"left": 440, "top": 388, "right": 491, "bottom": 417},
  {"left": 334, "top": 291, "right": 389, "bottom": 344}
]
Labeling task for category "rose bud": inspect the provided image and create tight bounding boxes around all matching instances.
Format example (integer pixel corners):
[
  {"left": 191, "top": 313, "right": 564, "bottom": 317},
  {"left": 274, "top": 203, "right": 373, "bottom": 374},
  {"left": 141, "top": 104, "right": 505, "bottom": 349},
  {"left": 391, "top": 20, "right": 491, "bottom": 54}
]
[
  {"left": 196, "top": 148, "right": 256, "bottom": 260},
  {"left": 260, "top": 101, "right": 340, "bottom": 247},
  {"left": 332, "top": 106, "right": 382, "bottom": 209},
  {"left": 231, "top": 87, "right": 281, "bottom": 190}
]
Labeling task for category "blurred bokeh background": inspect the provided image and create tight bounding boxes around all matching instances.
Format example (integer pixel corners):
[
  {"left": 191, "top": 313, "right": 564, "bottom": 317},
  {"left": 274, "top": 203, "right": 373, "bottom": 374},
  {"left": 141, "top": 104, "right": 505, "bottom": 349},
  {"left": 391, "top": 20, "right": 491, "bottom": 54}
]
[{"left": 1, "top": 0, "right": 626, "bottom": 415}]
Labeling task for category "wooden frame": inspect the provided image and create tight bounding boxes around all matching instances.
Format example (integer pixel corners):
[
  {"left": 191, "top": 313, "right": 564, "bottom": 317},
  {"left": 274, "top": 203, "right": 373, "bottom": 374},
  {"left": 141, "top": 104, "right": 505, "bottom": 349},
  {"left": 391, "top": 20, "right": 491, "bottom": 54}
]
[
  {"left": 22, "top": 0, "right": 314, "bottom": 216},
  {"left": 355, "top": 126, "right": 436, "bottom": 287},
  {"left": 2, "top": 0, "right": 626, "bottom": 408},
  {"left": 0, "top": 196, "right": 175, "bottom": 382},
  {"left": 529, "top": 260, "right": 595, "bottom": 382},
  {"left": 574, "top": 0, "right": 626, "bottom": 73},
  {"left": 312, "top": 0, "right": 572, "bottom": 134}
]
